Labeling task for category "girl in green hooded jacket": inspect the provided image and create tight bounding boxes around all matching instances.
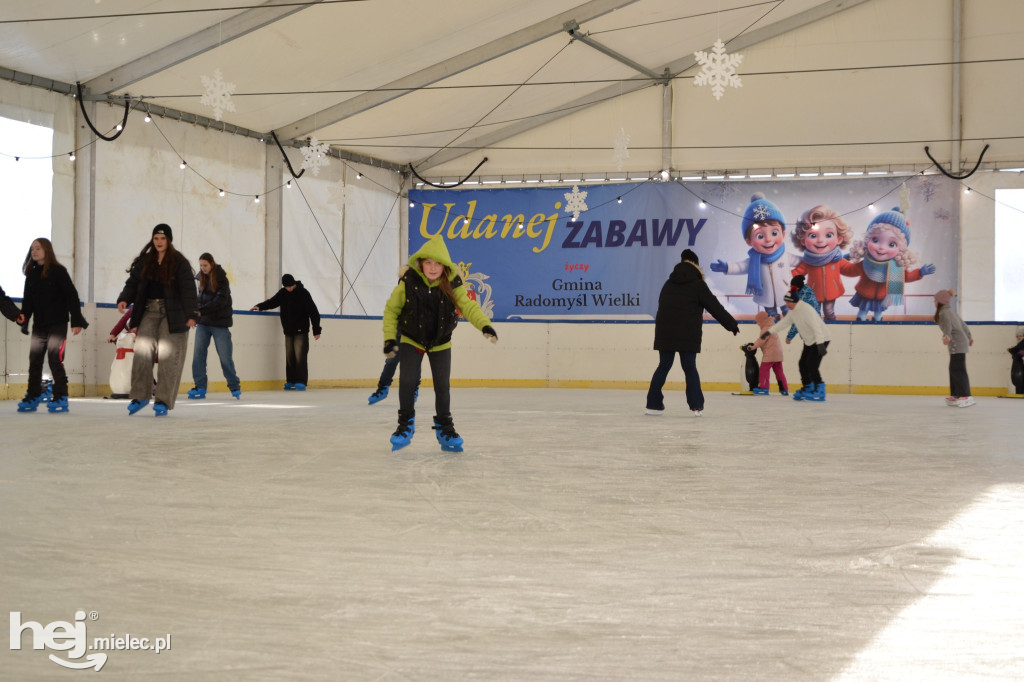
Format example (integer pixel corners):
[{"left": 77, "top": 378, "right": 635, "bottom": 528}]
[{"left": 382, "top": 235, "right": 497, "bottom": 451}]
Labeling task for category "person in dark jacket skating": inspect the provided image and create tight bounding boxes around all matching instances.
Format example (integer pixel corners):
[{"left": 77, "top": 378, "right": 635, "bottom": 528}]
[
  {"left": 250, "top": 274, "right": 322, "bottom": 390},
  {"left": 1, "top": 284, "right": 26, "bottom": 325},
  {"left": 117, "top": 224, "right": 198, "bottom": 416},
  {"left": 16, "top": 238, "right": 89, "bottom": 413},
  {"left": 646, "top": 249, "right": 740, "bottom": 417},
  {"left": 188, "top": 253, "right": 241, "bottom": 400}
]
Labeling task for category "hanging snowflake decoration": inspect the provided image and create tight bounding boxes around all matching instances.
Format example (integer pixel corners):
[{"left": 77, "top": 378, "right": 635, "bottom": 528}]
[
  {"left": 327, "top": 178, "right": 353, "bottom": 212},
  {"left": 693, "top": 39, "right": 743, "bottom": 100},
  {"left": 563, "top": 185, "right": 589, "bottom": 221},
  {"left": 199, "top": 68, "right": 236, "bottom": 121},
  {"left": 300, "top": 137, "right": 331, "bottom": 176},
  {"left": 612, "top": 128, "right": 631, "bottom": 170}
]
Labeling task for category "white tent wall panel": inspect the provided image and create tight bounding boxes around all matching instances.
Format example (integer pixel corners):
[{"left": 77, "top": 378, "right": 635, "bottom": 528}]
[
  {"left": 278, "top": 153, "right": 402, "bottom": 318},
  {"left": 961, "top": 0, "right": 1024, "bottom": 163},
  {"left": 280, "top": 148, "right": 344, "bottom": 316},
  {"left": 90, "top": 104, "right": 267, "bottom": 308},
  {"left": 340, "top": 165, "right": 401, "bottom": 317},
  {"left": 0, "top": 79, "right": 76, "bottom": 280}
]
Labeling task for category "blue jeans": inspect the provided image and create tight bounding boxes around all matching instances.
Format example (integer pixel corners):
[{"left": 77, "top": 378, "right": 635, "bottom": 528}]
[
  {"left": 646, "top": 350, "right": 703, "bottom": 411},
  {"left": 192, "top": 324, "right": 240, "bottom": 391}
]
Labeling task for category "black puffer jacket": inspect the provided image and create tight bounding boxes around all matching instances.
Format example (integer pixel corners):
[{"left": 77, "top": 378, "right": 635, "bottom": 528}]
[
  {"left": 21, "top": 264, "right": 89, "bottom": 330},
  {"left": 254, "top": 282, "right": 322, "bottom": 336},
  {"left": 118, "top": 253, "right": 198, "bottom": 333},
  {"left": 196, "top": 265, "right": 233, "bottom": 328},
  {"left": 653, "top": 260, "right": 738, "bottom": 353}
]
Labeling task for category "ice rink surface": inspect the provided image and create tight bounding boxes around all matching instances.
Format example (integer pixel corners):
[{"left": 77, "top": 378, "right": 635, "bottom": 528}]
[{"left": 2, "top": 388, "right": 1023, "bottom": 681}]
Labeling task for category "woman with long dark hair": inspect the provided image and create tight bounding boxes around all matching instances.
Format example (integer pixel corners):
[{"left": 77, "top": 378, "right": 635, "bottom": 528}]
[
  {"left": 16, "top": 237, "right": 89, "bottom": 413},
  {"left": 187, "top": 252, "right": 241, "bottom": 399},
  {"left": 116, "top": 224, "right": 198, "bottom": 416}
]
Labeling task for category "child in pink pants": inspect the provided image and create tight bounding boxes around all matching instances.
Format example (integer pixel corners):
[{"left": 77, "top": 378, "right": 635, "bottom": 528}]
[{"left": 749, "top": 311, "right": 788, "bottom": 395}]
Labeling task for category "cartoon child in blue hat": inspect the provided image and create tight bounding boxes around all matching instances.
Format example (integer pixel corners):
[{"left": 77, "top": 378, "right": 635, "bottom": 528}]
[
  {"left": 844, "top": 207, "right": 936, "bottom": 321},
  {"left": 710, "top": 192, "right": 799, "bottom": 319}
]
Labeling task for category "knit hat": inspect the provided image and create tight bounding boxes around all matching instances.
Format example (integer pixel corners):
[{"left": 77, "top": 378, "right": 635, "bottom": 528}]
[
  {"left": 934, "top": 289, "right": 954, "bottom": 306},
  {"left": 680, "top": 249, "right": 699, "bottom": 265},
  {"left": 152, "top": 223, "right": 172, "bottom": 241},
  {"left": 790, "top": 274, "right": 806, "bottom": 290},
  {"left": 869, "top": 207, "right": 910, "bottom": 245},
  {"left": 742, "top": 192, "right": 786, "bottom": 239},
  {"left": 754, "top": 311, "right": 772, "bottom": 329},
  {"left": 784, "top": 291, "right": 799, "bottom": 304},
  {"left": 281, "top": 274, "right": 296, "bottom": 287}
]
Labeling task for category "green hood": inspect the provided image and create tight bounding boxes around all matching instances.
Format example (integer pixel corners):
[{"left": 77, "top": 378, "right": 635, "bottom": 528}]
[{"left": 408, "top": 234, "right": 458, "bottom": 281}]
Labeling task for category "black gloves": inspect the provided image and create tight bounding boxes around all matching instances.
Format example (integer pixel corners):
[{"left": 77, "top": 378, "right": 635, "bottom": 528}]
[
  {"left": 482, "top": 325, "right": 498, "bottom": 343},
  {"left": 384, "top": 339, "right": 399, "bottom": 357}
]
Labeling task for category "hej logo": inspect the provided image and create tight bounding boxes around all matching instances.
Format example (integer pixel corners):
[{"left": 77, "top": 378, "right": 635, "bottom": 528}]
[{"left": 10, "top": 610, "right": 107, "bottom": 670}]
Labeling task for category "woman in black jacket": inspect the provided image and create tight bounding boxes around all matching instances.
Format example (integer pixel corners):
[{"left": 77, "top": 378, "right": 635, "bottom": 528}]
[
  {"left": 17, "top": 238, "right": 89, "bottom": 413},
  {"left": 646, "top": 249, "right": 739, "bottom": 417},
  {"left": 187, "top": 253, "right": 241, "bottom": 400},
  {"left": 116, "top": 224, "right": 198, "bottom": 416}
]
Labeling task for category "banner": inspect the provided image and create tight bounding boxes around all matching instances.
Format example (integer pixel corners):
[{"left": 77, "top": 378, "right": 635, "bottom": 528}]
[{"left": 409, "top": 175, "right": 958, "bottom": 320}]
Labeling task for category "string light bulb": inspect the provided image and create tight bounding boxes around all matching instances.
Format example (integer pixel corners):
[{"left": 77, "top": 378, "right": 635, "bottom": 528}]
[
  {"left": 699, "top": 199, "right": 706, "bottom": 208},
  {"left": 286, "top": 180, "right": 292, "bottom": 189},
  {"left": 616, "top": 197, "right": 622, "bottom": 204},
  {"left": 660, "top": 169, "right": 670, "bottom": 180},
  {"left": 116, "top": 124, "right": 123, "bottom": 131},
  {"left": 254, "top": 195, "right": 260, "bottom": 204},
  {"left": 964, "top": 186, "right": 971, "bottom": 194},
  {"left": 179, "top": 160, "right": 186, "bottom": 169},
  {"left": 219, "top": 189, "right": 225, "bottom": 197},
  {"left": 69, "top": 152, "right": 75, "bottom": 162},
  {"left": 356, "top": 172, "right": 362, "bottom": 179},
  {"left": 409, "top": 200, "right": 415, "bottom": 208}
]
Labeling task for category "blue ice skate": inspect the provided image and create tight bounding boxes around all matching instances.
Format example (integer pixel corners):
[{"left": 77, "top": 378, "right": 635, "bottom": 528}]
[
  {"left": 752, "top": 388, "right": 769, "bottom": 396},
  {"left": 17, "top": 394, "right": 43, "bottom": 413},
  {"left": 127, "top": 399, "right": 150, "bottom": 415},
  {"left": 390, "top": 417, "right": 415, "bottom": 451},
  {"left": 805, "top": 383, "right": 827, "bottom": 402},
  {"left": 368, "top": 386, "right": 389, "bottom": 404},
  {"left": 40, "top": 380, "right": 54, "bottom": 403},
  {"left": 187, "top": 386, "right": 206, "bottom": 399},
  {"left": 293, "top": 383, "right": 306, "bottom": 391},
  {"left": 153, "top": 401, "right": 168, "bottom": 416},
  {"left": 47, "top": 395, "right": 69, "bottom": 413},
  {"left": 433, "top": 416, "right": 464, "bottom": 453},
  {"left": 231, "top": 388, "right": 241, "bottom": 400},
  {"left": 283, "top": 382, "right": 295, "bottom": 390}
]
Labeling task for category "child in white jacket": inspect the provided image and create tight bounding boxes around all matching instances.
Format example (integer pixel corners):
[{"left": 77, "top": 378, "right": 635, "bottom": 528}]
[{"left": 763, "top": 288, "right": 830, "bottom": 401}]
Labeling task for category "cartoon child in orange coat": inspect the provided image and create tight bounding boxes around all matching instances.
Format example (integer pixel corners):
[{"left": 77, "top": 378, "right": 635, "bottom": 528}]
[{"left": 790, "top": 204, "right": 859, "bottom": 321}]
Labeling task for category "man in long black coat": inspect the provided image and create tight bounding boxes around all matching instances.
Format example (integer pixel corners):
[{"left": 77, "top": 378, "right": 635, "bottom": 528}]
[{"left": 647, "top": 249, "right": 739, "bottom": 416}]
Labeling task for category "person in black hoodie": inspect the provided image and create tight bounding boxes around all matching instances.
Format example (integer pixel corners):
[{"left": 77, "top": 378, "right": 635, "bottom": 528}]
[
  {"left": 250, "top": 274, "right": 321, "bottom": 390},
  {"left": 117, "top": 224, "right": 198, "bottom": 416},
  {"left": 646, "top": 249, "right": 740, "bottom": 417},
  {"left": 17, "top": 238, "right": 89, "bottom": 413},
  {"left": 187, "top": 253, "right": 241, "bottom": 400}
]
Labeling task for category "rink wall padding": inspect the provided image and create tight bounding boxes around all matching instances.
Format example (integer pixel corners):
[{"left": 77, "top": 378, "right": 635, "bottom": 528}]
[{"left": 1, "top": 304, "right": 1019, "bottom": 399}]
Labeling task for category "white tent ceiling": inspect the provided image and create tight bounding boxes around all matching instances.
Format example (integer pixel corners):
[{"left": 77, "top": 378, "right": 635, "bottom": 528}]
[{"left": 2, "top": 0, "right": 1023, "bottom": 180}]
